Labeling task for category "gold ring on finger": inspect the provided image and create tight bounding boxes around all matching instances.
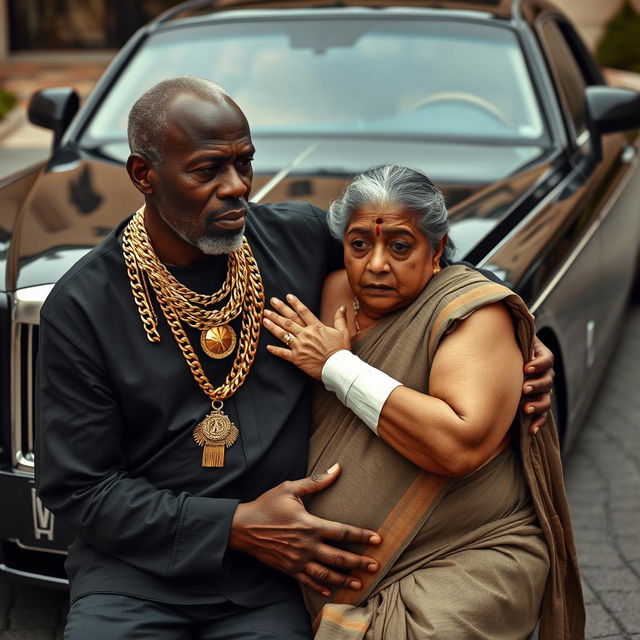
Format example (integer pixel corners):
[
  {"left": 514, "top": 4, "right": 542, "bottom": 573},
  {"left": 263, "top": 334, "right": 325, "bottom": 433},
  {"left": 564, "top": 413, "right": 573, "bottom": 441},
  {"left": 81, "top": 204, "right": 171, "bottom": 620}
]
[{"left": 284, "top": 332, "right": 294, "bottom": 346}]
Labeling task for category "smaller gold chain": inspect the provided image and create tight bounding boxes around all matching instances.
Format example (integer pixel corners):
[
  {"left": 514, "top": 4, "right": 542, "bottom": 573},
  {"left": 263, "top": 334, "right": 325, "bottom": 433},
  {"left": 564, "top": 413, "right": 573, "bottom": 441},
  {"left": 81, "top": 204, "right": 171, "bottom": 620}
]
[
  {"left": 127, "top": 210, "right": 247, "bottom": 330},
  {"left": 122, "top": 207, "right": 265, "bottom": 402}
]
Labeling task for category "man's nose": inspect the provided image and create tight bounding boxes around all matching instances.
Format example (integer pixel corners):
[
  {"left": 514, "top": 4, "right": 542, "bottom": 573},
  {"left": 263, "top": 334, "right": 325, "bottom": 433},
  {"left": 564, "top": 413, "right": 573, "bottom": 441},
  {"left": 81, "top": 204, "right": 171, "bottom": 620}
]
[{"left": 217, "top": 167, "right": 249, "bottom": 199}]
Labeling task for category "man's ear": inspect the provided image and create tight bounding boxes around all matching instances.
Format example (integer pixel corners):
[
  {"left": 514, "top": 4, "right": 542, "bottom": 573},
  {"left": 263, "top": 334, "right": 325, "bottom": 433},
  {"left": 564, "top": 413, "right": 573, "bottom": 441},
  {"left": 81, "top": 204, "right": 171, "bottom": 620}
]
[{"left": 126, "top": 153, "right": 154, "bottom": 195}]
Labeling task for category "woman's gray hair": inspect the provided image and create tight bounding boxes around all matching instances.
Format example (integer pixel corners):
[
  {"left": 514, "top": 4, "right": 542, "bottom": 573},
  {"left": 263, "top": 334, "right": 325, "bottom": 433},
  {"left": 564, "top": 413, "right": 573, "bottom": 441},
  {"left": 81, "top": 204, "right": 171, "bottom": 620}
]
[{"left": 328, "top": 165, "right": 454, "bottom": 263}]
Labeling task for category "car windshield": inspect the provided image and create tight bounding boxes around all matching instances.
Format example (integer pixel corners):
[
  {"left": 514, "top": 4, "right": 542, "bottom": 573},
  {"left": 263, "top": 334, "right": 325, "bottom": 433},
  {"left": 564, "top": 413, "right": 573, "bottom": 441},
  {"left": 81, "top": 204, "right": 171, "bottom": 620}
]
[{"left": 83, "top": 15, "right": 545, "bottom": 145}]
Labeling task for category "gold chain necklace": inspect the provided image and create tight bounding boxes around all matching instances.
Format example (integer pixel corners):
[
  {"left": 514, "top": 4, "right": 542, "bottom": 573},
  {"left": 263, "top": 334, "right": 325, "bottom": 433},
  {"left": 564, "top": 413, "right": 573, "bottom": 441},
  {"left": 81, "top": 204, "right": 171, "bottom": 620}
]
[{"left": 122, "top": 207, "right": 265, "bottom": 467}]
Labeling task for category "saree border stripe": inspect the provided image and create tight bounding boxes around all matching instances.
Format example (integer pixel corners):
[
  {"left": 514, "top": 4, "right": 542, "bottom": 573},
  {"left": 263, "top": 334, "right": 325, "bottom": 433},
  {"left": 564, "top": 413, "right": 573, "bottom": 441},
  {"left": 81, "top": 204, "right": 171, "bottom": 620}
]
[
  {"left": 428, "top": 282, "right": 511, "bottom": 354},
  {"left": 317, "top": 607, "right": 371, "bottom": 633},
  {"left": 328, "top": 470, "right": 449, "bottom": 606}
]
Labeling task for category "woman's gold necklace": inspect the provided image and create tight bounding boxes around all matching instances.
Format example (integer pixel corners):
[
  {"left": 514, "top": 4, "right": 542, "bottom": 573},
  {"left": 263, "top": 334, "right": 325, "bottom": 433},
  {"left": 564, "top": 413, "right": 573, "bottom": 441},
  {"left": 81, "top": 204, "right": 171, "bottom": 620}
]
[
  {"left": 352, "top": 297, "right": 361, "bottom": 335},
  {"left": 122, "top": 207, "right": 265, "bottom": 467}
]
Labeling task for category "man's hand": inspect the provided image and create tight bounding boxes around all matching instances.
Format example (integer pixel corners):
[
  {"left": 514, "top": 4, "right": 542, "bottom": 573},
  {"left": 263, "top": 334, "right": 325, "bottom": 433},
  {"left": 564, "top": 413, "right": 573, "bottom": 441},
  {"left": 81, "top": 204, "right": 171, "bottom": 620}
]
[
  {"left": 522, "top": 336, "right": 555, "bottom": 434},
  {"left": 229, "top": 464, "right": 381, "bottom": 597}
]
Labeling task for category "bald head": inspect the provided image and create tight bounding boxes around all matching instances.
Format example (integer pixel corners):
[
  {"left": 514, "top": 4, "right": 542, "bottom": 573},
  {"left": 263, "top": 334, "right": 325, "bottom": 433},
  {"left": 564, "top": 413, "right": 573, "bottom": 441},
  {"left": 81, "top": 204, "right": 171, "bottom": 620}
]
[{"left": 127, "top": 77, "right": 241, "bottom": 165}]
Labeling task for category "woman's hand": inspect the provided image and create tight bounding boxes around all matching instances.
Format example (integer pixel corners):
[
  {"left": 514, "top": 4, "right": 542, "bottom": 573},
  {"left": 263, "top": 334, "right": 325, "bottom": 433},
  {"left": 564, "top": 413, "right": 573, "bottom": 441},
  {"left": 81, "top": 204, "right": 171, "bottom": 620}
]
[
  {"left": 263, "top": 294, "right": 351, "bottom": 380},
  {"left": 522, "top": 336, "right": 555, "bottom": 434}
]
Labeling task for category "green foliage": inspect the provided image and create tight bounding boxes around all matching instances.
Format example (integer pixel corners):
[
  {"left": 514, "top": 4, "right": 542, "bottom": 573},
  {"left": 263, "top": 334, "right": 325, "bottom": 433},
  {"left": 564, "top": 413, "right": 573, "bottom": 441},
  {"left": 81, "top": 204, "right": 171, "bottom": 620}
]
[
  {"left": 596, "top": 0, "right": 640, "bottom": 74},
  {"left": 0, "top": 87, "right": 17, "bottom": 120}
]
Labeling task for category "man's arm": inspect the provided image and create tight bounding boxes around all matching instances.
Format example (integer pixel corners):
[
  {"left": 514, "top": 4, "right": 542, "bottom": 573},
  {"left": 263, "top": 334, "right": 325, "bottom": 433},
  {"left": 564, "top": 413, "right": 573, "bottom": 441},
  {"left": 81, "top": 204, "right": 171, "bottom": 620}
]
[{"left": 35, "top": 318, "right": 378, "bottom": 589}]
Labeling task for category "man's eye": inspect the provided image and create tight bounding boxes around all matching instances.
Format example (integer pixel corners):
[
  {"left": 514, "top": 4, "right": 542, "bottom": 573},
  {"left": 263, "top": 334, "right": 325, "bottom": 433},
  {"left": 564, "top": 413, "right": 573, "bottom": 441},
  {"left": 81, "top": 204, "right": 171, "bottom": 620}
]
[
  {"left": 194, "top": 165, "right": 217, "bottom": 175},
  {"left": 238, "top": 158, "right": 253, "bottom": 171}
]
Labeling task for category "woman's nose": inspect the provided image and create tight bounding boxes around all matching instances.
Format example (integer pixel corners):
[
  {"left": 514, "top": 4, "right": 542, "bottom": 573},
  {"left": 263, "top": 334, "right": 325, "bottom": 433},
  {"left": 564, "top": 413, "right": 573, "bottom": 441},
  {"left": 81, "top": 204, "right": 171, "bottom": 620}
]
[{"left": 366, "top": 246, "right": 390, "bottom": 273}]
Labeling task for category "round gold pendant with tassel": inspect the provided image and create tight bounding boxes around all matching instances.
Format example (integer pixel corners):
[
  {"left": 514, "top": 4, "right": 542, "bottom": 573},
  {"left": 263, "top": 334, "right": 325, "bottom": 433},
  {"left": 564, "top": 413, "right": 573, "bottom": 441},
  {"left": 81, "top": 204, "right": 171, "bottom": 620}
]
[{"left": 201, "top": 325, "right": 236, "bottom": 359}]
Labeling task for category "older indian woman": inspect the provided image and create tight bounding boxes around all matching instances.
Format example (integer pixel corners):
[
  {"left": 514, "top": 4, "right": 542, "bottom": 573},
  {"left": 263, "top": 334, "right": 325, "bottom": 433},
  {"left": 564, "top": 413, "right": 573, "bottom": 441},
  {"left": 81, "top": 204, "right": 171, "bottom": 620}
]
[{"left": 262, "top": 165, "right": 584, "bottom": 640}]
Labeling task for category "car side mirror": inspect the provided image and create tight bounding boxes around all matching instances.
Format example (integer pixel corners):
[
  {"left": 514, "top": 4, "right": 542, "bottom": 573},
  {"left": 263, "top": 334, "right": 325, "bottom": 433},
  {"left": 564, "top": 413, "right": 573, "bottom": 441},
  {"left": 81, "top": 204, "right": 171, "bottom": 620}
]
[
  {"left": 28, "top": 87, "right": 80, "bottom": 151},
  {"left": 586, "top": 86, "right": 640, "bottom": 135}
]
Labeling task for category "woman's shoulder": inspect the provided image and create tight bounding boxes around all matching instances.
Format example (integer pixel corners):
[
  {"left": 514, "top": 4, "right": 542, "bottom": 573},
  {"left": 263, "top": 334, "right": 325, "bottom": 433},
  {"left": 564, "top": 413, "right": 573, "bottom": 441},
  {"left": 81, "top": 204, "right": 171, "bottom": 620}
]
[{"left": 320, "top": 269, "right": 353, "bottom": 325}]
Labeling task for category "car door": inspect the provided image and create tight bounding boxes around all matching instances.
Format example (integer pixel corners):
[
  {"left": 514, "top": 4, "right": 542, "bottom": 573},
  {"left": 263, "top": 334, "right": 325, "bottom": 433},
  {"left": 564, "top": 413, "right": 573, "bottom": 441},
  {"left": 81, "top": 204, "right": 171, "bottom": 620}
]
[{"left": 533, "top": 14, "right": 639, "bottom": 435}]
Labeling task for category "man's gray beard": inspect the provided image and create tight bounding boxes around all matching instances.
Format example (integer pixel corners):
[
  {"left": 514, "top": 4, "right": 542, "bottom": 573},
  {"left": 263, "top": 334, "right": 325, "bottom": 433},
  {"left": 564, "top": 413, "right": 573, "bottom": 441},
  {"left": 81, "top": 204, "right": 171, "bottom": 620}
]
[
  {"left": 166, "top": 216, "right": 245, "bottom": 255},
  {"left": 194, "top": 227, "right": 245, "bottom": 255}
]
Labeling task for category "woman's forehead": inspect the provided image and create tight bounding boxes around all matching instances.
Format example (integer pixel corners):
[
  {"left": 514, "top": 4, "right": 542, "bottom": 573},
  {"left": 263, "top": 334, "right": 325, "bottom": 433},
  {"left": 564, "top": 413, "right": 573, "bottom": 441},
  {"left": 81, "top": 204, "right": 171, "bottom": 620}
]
[{"left": 348, "top": 203, "right": 419, "bottom": 228}]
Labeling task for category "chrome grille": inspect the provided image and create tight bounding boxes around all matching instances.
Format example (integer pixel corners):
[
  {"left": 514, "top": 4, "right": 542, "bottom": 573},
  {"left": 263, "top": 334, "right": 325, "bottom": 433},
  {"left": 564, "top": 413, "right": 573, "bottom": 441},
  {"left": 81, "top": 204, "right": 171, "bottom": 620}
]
[{"left": 11, "top": 285, "right": 53, "bottom": 471}]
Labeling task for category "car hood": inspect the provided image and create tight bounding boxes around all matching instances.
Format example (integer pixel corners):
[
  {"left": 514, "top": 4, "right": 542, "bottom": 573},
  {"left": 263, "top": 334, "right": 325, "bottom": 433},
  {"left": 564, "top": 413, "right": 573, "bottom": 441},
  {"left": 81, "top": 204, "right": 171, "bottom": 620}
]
[{"left": 5, "top": 136, "right": 551, "bottom": 292}]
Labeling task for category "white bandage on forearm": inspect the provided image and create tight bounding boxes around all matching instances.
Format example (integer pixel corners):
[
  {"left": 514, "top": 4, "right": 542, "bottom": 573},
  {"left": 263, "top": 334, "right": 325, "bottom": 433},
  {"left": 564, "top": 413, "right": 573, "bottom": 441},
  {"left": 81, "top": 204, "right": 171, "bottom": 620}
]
[{"left": 321, "top": 350, "right": 402, "bottom": 434}]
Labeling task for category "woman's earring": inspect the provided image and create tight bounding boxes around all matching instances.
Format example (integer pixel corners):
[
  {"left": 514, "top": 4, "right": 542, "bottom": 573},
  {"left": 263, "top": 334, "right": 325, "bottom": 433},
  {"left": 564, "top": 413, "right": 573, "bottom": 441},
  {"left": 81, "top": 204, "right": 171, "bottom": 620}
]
[{"left": 433, "top": 264, "right": 441, "bottom": 275}]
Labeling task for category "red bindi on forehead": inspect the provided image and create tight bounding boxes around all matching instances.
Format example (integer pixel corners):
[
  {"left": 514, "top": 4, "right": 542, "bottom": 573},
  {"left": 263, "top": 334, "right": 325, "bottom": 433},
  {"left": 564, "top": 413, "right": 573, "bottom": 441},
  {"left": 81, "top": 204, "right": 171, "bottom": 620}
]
[{"left": 375, "top": 217, "right": 383, "bottom": 236}]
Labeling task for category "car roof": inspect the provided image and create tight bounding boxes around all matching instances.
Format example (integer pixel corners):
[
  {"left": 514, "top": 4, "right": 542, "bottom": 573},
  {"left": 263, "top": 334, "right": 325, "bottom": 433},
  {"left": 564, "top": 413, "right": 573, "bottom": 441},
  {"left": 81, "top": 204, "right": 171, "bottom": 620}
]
[{"left": 154, "top": 0, "right": 518, "bottom": 24}]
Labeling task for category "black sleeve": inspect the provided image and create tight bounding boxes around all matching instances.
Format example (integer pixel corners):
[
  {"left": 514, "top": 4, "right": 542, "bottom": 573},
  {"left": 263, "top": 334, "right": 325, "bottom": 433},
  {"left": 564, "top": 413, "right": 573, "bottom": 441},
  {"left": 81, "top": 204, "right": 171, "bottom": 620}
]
[
  {"left": 306, "top": 202, "right": 344, "bottom": 273},
  {"left": 35, "top": 317, "right": 239, "bottom": 579}
]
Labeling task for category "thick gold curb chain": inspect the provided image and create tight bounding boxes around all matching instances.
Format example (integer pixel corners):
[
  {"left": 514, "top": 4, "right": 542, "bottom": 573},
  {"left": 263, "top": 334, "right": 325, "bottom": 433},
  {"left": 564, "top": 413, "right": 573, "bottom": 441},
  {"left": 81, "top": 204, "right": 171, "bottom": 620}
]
[{"left": 122, "top": 207, "right": 264, "bottom": 402}]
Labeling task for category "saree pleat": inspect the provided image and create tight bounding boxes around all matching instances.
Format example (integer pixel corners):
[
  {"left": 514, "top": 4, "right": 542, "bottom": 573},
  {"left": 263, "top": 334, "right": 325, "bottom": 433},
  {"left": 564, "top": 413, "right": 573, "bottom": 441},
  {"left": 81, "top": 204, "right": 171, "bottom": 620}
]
[{"left": 303, "top": 265, "right": 584, "bottom": 640}]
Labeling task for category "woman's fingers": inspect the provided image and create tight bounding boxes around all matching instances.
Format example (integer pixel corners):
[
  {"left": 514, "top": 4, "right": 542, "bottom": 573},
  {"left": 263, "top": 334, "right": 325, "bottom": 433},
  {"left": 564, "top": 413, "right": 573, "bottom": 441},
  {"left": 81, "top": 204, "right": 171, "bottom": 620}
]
[
  {"left": 285, "top": 294, "right": 321, "bottom": 326},
  {"left": 333, "top": 306, "right": 348, "bottom": 332},
  {"left": 269, "top": 296, "right": 304, "bottom": 327},
  {"left": 266, "top": 344, "right": 294, "bottom": 362},
  {"left": 263, "top": 317, "right": 297, "bottom": 348}
]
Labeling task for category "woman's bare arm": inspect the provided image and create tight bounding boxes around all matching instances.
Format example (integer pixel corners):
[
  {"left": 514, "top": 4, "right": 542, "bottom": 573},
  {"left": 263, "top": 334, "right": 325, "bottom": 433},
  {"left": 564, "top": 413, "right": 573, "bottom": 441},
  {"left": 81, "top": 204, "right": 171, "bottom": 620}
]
[{"left": 377, "top": 302, "right": 523, "bottom": 476}]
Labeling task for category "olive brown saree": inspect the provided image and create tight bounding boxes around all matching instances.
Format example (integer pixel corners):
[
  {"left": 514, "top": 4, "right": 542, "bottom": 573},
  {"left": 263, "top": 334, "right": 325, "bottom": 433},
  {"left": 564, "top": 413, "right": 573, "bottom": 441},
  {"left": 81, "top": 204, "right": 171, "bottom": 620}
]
[{"left": 303, "top": 265, "right": 584, "bottom": 640}]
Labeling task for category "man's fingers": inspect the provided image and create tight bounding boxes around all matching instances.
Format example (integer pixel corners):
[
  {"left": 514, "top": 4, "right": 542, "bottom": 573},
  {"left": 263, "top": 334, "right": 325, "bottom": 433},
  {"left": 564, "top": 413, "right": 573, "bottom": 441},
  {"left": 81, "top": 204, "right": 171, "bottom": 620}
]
[
  {"left": 289, "top": 464, "right": 342, "bottom": 498},
  {"left": 295, "top": 572, "right": 331, "bottom": 598},
  {"left": 526, "top": 336, "right": 554, "bottom": 374},
  {"left": 286, "top": 293, "right": 320, "bottom": 326},
  {"left": 523, "top": 393, "right": 551, "bottom": 416},
  {"left": 308, "top": 514, "right": 381, "bottom": 546},
  {"left": 523, "top": 371, "right": 554, "bottom": 396},
  {"left": 304, "top": 561, "right": 364, "bottom": 591},
  {"left": 315, "top": 543, "right": 379, "bottom": 574},
  {"left": 529, "top": 414, "right": 547, "bottom": 435}
]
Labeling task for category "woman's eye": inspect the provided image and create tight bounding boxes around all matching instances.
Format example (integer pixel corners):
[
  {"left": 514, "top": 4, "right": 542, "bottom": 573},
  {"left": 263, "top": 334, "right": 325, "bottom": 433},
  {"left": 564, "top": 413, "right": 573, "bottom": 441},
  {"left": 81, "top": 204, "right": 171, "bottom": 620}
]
[
  {"left": 350, "top": 239, "right": 369, "bottom": 251},
  {"left": 391, "top": 241, "right": 411, "bottom": 253}
]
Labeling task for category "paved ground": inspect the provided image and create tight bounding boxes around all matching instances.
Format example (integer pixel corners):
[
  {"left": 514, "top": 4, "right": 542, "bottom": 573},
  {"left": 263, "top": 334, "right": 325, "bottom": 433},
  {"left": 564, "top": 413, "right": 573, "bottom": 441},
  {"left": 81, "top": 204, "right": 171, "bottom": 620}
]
[
  {"left": 563, "top": 301, "right": 640, "bottom": 639},
  {"left": 0, "top": 301, "right": 638, "bottom": 637}
]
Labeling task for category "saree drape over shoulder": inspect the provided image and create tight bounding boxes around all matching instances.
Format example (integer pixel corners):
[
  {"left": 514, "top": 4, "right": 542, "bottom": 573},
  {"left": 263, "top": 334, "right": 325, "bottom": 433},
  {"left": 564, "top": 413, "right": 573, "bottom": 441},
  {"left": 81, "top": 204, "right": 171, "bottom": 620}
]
[{"left": 304, "top": 265, "right": 584, "bottom": 640}]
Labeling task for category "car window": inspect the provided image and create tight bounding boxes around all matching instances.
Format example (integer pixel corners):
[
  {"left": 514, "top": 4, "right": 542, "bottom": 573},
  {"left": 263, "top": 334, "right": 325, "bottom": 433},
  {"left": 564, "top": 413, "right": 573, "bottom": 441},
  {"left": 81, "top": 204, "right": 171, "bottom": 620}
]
[
  {"left": 539, "top": 18, "right": 589, "bottom": 145},
  {"left": 84, "top": 17, "right": 546, "bottom": 145}
]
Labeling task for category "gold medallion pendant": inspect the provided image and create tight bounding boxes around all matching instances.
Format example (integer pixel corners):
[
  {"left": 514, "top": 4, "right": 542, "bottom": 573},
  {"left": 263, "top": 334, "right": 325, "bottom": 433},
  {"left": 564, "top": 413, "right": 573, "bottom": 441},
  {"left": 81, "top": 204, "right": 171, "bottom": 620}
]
[
  {"left": 201, "top": 325, "right": 236, "bottom": 359},
  {"left": 193, "top": 402, "right": 239, "bottom": 467},
  {"left": 123, "top": 209, "right": 265, "bottom": 469}
]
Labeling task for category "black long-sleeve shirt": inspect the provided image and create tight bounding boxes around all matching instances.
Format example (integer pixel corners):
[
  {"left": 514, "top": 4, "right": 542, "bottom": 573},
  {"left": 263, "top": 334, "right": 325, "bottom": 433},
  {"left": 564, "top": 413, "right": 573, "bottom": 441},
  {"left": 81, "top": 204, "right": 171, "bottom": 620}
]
[{"left": 35, "top": 201, "right": 342, "bottom": 606}]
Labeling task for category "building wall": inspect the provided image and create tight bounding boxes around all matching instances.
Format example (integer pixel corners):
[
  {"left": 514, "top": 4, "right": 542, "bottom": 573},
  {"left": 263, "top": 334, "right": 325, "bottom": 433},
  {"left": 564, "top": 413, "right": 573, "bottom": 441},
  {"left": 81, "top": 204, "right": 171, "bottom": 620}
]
[{"left": 555, "top": 0, "right": 640, "bottom": 50}]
